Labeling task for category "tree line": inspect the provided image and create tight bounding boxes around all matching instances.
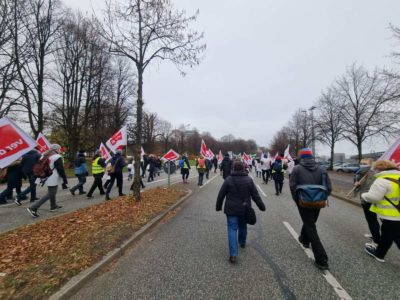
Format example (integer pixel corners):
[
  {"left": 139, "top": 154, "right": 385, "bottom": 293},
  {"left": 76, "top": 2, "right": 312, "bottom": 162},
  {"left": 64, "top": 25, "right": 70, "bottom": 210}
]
[{"left": 270, "top": 25, "right": 400, "bottom": 168}]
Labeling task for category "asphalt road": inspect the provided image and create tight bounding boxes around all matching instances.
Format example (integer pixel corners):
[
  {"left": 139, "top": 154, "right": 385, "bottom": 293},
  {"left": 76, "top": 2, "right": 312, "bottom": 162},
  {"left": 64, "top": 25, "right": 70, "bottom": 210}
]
[
  {"left": 70, "top": 171, "right": 400, "bottom": 300},
  {"left": 0, "top": 171, "right": 186, "bottom": 234}
]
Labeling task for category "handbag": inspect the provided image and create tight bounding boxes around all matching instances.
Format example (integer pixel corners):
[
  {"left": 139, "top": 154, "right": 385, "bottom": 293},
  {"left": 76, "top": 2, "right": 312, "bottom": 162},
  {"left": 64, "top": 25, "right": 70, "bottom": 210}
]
[
  {"left": 231, "top": 177, "right": 257, "bottom": 225},
  {"left": 296, "top": 170, "right": 328, "bottom": 209}
]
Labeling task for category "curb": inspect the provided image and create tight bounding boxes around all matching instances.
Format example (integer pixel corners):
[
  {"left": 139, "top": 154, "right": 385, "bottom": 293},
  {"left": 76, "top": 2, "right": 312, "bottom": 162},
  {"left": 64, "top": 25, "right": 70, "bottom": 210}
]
[
  {"left": 50, "top": 188, "right": 193, "bottom": 300},
  {"left": 331, "top": 192, "right": 361, "bottom": 208}
]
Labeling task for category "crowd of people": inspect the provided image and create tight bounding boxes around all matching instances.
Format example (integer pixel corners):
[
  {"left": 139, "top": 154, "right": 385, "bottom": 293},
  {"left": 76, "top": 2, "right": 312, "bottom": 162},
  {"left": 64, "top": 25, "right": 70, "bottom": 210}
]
[{"left": 1, "top": 145, "right": 399, "bottom": 269}]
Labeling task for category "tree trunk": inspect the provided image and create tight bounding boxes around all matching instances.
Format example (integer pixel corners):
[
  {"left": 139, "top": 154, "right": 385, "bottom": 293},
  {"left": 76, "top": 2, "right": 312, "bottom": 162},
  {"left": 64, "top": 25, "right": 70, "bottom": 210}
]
[
  {"left": 330, "top": 143, "right": 335, "bottom": 170},
  {"left": 357, "top": 142, "right": 363, "bottom": 163},
  {"left": 131, "top": 68, "right": 143, "bottom": 201}
]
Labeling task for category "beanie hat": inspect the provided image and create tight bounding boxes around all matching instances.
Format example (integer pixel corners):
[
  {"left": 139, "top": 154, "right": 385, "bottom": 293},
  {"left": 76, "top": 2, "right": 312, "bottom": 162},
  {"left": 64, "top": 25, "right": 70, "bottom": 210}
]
[{"left": 299, "top": 148, "right": 313, "bottom": 159}]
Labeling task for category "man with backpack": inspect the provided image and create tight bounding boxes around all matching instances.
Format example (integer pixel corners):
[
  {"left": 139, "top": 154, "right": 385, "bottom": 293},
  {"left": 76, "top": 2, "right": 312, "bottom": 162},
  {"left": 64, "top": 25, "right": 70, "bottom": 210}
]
[
  {"left": 196, "top": 155, "right": 207, "bottom": 186},
  {"left": 289, "top": 148, "right": 332, "bottom": 270},
  {"left": 15, "top": 148, "right": 41, "bottom": 205},
  {"left": 271, "top": 155, "right": 286, "bottom": 195},
  {"left": 70, "top": 150, "right": 88, "bottom": 196},
  {"left": 27, "top": 144, "right": 68, "bottom": 218}
]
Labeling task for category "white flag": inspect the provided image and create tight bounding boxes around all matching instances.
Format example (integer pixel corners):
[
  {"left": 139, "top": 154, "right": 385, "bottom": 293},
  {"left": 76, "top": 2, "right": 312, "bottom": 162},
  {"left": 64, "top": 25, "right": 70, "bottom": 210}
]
[{"left": 106, "top": 126, "right": 127, "bottom": 153}]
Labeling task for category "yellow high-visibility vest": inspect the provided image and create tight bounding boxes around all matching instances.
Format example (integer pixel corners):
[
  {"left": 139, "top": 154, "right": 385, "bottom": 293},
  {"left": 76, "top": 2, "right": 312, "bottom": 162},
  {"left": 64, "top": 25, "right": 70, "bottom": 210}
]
[
  {"left": 92, "top": 157, "right": 105, "bottom": 175},
  {"left": 370, "top": 173, "right": 400, "bottom": 220}
]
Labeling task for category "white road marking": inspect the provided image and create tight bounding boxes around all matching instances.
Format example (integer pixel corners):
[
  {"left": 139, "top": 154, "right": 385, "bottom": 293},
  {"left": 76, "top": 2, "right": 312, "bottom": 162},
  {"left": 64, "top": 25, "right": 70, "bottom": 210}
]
[
  {"left": 283, "top": 221, "right": 352, "bottom": 300},
  {"left": 256, "top": 184, "right": 267, "bottom": 197},
  {"left": 200, "top": 174, "right": 219, "bottom": 189}
]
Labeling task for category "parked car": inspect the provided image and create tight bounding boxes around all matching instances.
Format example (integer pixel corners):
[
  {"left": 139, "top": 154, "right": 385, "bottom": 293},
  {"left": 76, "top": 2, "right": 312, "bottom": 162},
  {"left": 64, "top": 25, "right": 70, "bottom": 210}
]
[{"left": 333, "top": 163, "right": 360, "bottom": 173}]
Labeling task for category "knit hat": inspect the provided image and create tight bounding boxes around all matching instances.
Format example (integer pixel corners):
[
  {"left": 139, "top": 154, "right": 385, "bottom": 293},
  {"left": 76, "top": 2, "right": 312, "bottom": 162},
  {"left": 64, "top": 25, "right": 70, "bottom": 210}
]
[{"left": 299, "top": 148, "right": 313, "bottom": 159}]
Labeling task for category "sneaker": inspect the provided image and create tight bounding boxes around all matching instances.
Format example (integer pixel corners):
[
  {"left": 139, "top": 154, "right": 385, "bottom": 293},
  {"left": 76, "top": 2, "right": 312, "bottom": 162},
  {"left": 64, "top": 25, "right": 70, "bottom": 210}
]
[
  {"left": 364, "top": 233, "right": 373, "bottom": 241},
  {"left": 100, "top": 192, "right": 106, "bottom": 195},
  {"left": 365, "top": 245, "right": 385, "bottom": 262},
  {"left": 27, "top": 207, "right": 39, "bottom": 218},
  {"left": 14, "top": 197, "right": 22, "bottom": 206},
  {"left": 314, "top": 261, "right": 329, "bottom": 270},
  {"left": 78, "top": 191, "right": 87, "bottom": 195},
  {"left": 50, "top": 205, "right": 62, "bottom": 212},
  {"left": 365, "top": 242, "right": 378, "bottom": 249},
  {"left": 105, "top": 194, "right": 111, "bottom": 201},
  {"left": 229, "top": 256, "right": 237, "bottom": 264},
  {"left": 86, "top": 195, "right": 93, "bottom": 199},
  {"left": 119, "top": 193, "right": 126, "bottom": 197},
  {"left": 69, "top": 189, "right": 75, "bottom": 196},
  {"left": 240, "top": 244, "right": 246, "bottom": 249}
]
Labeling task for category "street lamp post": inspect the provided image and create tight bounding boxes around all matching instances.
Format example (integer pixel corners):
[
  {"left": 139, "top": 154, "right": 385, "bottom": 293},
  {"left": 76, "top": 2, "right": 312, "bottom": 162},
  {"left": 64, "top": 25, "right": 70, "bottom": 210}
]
[{"left": 309, "top": 106, "right": 316, "bottom": 157}]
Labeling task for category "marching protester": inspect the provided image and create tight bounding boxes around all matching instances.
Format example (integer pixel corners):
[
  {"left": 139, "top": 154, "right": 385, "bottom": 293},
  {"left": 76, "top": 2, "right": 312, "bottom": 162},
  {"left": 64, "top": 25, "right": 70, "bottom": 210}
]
[
  {"left": 179, "top": 154, "right": 191, "bottom": 183},
  {"left": 86, "top": 150, "right": 106, "bottom": 199},
  {"left": 15, "top": 147, "right": 41, "bottom": 204},
  {"left": 155, "top": 156, "right": 162, "bottom": 177},
  {"left": 147, "top": 155, "right": 156, "bottom": 182},
  {"left": 127, "top": 156, "right": 134, "bottom": 181},
  {"left": 0, "top": 160, "right": 24, "bottom": 205},
  {"left": 361, "top": 160, "right": 400, "bottom": 263},
  {"left": 220, "top": 153, "right": 232, "bottom": 179},
  {"left": 216, "top": 161, "right": 266, "bottom": 264},
  {"left": 289, "top": 148, "right": 332, "bottom": 270},
  {"left": 271, "top": 155, "right": 286, "bottom": 196},
  {"left": 105, "top": 149, "right": 126, "bottom": 200},
  {"left": 353, "top": 158, "right": 380, "bottom": 245},
  {"left": 141, "top": 154, "right": 148, "bottom": 178},
  {"left": 261, "top": 154, "right": 271, "bottom": 184},
  {"left": 69, "top": 150, "right": 88, "bottom": 196},
  {"left": 212, "top": 155, "right": 218, "bottom": 173},
  {"left": 27, "top": 144, "right": 68, "bottom": 218},
  {"left": 196, "top": 155, "right": 207, "bottom": 186},
  {"left": 128, "top": 158, "right": 146, "bottom": 189},
  {"left": 205, "top": 157, "right": 212, "bottom": 179},
  {"left": 255, "top": 158, "right": 262, "bottom": 178}
]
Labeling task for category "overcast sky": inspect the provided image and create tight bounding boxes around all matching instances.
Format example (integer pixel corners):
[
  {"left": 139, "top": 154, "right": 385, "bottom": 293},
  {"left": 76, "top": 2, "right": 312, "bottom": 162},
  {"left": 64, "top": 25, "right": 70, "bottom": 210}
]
[{"left": 67, "top": 0, "right": 400, "bottom": 157}]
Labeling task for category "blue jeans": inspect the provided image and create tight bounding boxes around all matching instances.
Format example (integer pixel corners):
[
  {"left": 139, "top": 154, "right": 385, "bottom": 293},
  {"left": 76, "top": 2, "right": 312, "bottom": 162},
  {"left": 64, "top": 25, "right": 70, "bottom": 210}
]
[
  {"left": 71, "top": 174, "right": 87, "bottom": 193},
  {"left": 17, "top": 174, "right": 37, "bottom": 201},
  {"left": 227, "top": 215, "right": 247, "bottom": 257}
]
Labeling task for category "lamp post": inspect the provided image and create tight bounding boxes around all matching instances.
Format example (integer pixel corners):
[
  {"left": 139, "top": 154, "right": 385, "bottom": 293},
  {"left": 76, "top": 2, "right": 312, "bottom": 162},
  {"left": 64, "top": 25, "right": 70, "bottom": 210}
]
[{"left": 309, "top": 106, "right": 316, "bottom": 157}]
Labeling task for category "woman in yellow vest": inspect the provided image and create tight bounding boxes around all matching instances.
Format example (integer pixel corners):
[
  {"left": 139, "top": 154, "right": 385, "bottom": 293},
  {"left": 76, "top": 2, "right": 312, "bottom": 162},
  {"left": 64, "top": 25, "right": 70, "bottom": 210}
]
[
  {"left": 362, "top": 160, "right": 400, "bottom": 263},
  {"left": 86, "top": 150, "right": 107, "bottom": 198}
]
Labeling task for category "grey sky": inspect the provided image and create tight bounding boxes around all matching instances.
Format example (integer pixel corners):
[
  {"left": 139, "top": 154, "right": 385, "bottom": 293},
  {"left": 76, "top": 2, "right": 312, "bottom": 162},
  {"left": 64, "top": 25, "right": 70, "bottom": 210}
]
[{"left": 67, "top": 0, "right": 400, "bottom": 156}]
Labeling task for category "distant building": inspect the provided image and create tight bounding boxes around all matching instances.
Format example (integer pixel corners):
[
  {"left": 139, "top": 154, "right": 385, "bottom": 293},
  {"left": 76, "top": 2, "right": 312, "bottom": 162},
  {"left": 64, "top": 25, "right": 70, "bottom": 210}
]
[
  {"left": 350, "top": 151, "right": 384, "bottom": 161},
  {"left": 333, "top": 153, "right": 345, "bottom": 163}
]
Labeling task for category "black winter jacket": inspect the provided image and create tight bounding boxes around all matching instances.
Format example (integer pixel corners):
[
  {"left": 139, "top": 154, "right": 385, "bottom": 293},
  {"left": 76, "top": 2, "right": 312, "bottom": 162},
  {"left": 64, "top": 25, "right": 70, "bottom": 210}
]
[
  {"left": 220, "top": 156, "right": 232, "bottom": 179},
  {"left": 110, "top": 153, "right": 126, "bottom": 174},
  {"left": 21, "top": 150, "right": 41, "bottom": 175},
  {"left": 216, "top": 171, "right": 266, "bottom": 216},
  {"left": 289, "top": 158, "right": 332, "bottom": 202}
]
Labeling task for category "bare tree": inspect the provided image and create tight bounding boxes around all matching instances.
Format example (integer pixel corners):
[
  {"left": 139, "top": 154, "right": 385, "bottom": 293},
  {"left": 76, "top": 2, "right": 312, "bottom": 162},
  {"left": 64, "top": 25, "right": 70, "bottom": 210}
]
[
  {"left": 334, "top": 63, "right": 400, "bottom": 162},
  {"left": 315, "top": 88, "right": 345, "bottom": 169},
  {"left": 158, "top": 118, "right": 173, "bottom": 153},
  {"left": 12, "top": 0, "right": 61, "bottom": 136},
  {"left": 102, "top": 0, "right": 206, "bottom": 200}
]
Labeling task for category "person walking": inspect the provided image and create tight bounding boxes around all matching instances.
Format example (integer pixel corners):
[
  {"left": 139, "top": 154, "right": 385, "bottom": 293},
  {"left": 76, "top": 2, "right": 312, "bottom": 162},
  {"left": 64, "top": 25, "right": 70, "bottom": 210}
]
[
  {"left": 271, "top": 155, "right": 285, "bottom": 195},
  {"left": 27, "top": 144, "right": 68, "bottom": 218},
  {"left": 70, "top": 150, "right": 88, "bottom": 196},
  {"left": 353, "top": 158, "right": 380, "bottom": 246},
  {"left": 180, "top": 154, "right": 191, "bottom": 183},
  {"left": 220, "top": 153, "right": 232, "bottom": 180},
  {"left": 289, "top": 148, "right": 332, "bottom": 270},
  {"left": 362, "top": 160, "right": 400, "bottom": 263},
  {"left": 141, "top": 154, "right": 148, "bottom": 178},
  {"left": 86, "top": 150, "right": 106, "bottom": 198},
  {"left": 128, "top": 159, "right": 146, "bottom": 190},
  {"left": 0, "top": 160, "right": 24, "bottom": 205},
  {"left": 261, "top": 154, "right": 270, "bottom": 184},
  {"left": 147, "top": 155, "right": 156, "bottom": 182},
  {"left": 127, "top": 157, "right": 134, "bottom": 181},
  {"left": 15, "top": 148, "right": 41, "bottom": 205},
  {"left": 216, "top": 161, "right": 266, "bottom": 263},
  {"left": 105, "top": 149, "right": 126, "bottom": 200},
  {"left": 196, "top": 155, "right": 207, "bottom": 186},
  {"left": 255, "top": 159, "right": 262, "bottom": 178},
  {"left": 205, "top": 158, "right": 212, "bottom": 179},
  {"left": 212, "top": 156, "right": 218, "bottom": 173}
]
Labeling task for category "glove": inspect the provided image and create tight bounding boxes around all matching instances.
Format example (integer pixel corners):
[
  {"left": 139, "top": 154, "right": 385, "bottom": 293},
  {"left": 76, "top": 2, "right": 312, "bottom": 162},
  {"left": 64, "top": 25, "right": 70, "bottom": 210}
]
[{"left": 62, "top": 182, "right": 68, "bottom": 189}]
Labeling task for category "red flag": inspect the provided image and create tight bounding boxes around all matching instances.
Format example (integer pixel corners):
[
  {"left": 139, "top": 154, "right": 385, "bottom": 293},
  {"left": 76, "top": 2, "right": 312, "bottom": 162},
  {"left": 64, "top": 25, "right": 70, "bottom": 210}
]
[
  {"left": 100, "top": 143, "right": 112, "bottom": 161},
  {"left": 200, "top": 139, "right": 208, "bottom": 157},
  {"left": 162, "top": 149, "right": 180, "bottom": 161},
  {"left": 243, "top": 152, "right": 252, "bottom": 165},
  {"left": 106, "top": 126, "right": 127, "bottom": 153},
  {"left": 36, "top": 132, "right": 51, "bottom": 153},
  {"left": 380, "top": 138, "right": 400, "bottom": 166},
  {"left": 205, "top": 149, "right": 214, "bottom": 160},
  {"left": 218, "top": 150, "right": 223, "bottom": 163},
  {"left": 0, "top": 117, "right": 36, "bottom": 169}
]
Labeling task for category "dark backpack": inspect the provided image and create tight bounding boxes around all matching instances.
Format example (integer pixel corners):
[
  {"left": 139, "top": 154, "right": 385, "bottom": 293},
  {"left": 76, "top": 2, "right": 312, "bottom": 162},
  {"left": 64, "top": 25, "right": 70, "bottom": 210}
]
[
  {"left": 296, "top": 170, "right": 328, "bottom": 209},
  {"left": 273, "top": 162, "right": 282, "bottom": 173},
  {"left": 32, "top": 155, "right": 53, "bottom": 179}
]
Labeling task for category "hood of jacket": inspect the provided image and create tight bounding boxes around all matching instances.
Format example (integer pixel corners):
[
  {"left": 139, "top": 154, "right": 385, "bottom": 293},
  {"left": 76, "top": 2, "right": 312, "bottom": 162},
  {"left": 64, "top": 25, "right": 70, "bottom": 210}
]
[
  {"left": 230, "top": 171, "right": 248, "bottom": 177},
  {"left": 299, "top": 158, "right": 318, "bottom": 171}
]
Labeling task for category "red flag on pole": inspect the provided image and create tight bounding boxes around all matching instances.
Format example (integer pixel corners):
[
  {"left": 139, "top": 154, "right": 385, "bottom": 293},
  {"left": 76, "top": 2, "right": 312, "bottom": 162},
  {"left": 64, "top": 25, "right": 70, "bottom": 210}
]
[
  {"left": 100, "top": 142, "right": 112, "bottom": 161},
  {"left": 106, "top": 126, "right": 127, "bottom": 153},
  {"left": 0, "top": 117, "right": 37, "bottom": 169},
  {"left": 162, "top": 149, "right": 180, "bottom": 161},
  {"left": 243, "top": 152, "right": 252, "bottom": 165},
  {"left": 200, "top": 139, "right": 208, "bottom": 157},
  {"left": 36, "top": 132, "right": 51, "bottom": 153},
  {"left": 218, "top": 150, "right": 223, "bottom": 163},
  {"left": 205, "top": 149, "right": 214, "bottom": 160},
  {"left": 379, "top": 138, "right": 400, "bottom": 166}
]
